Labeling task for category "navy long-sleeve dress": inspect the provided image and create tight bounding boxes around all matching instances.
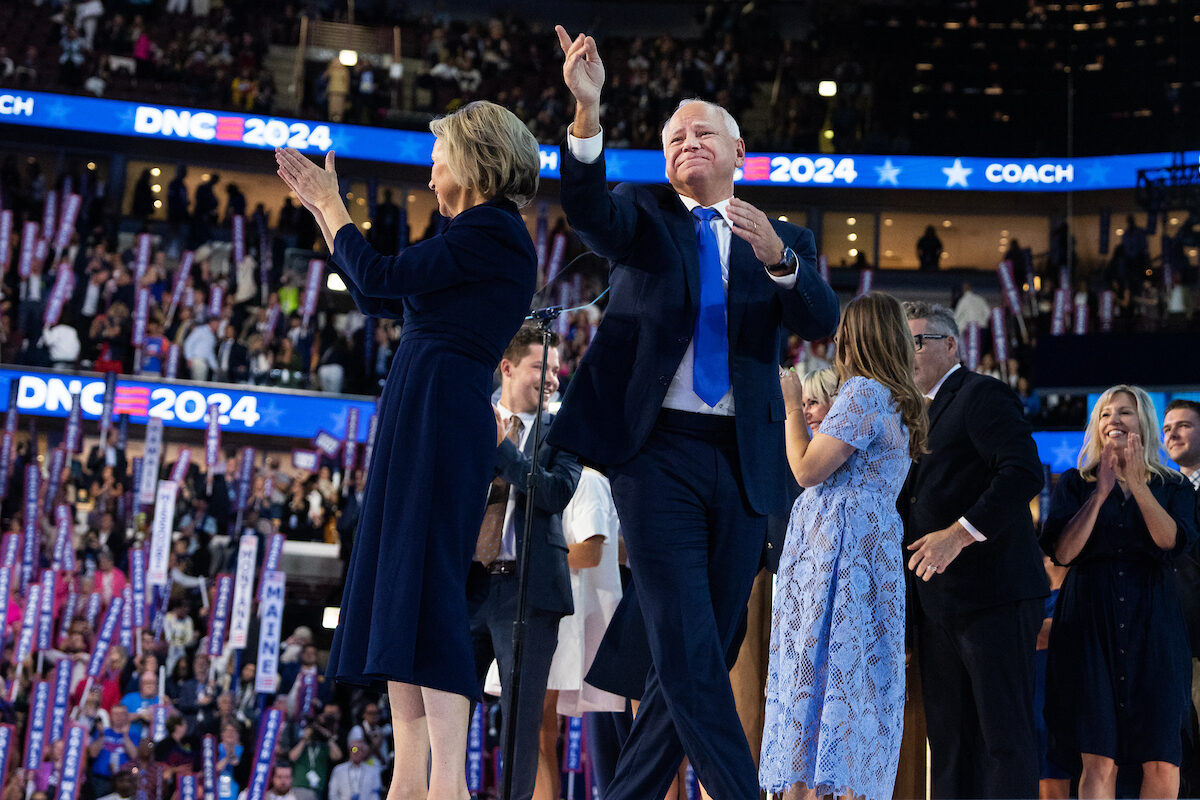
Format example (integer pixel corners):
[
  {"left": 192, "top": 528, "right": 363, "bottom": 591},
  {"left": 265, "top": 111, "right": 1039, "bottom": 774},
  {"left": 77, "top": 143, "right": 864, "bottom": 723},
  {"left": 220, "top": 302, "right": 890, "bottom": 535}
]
[
  {"left": 1041, "top": 468, "right": 1199, "bottom": 768},
  {"left": 325, "top": 198, "right": 536, "bottom": 698}
]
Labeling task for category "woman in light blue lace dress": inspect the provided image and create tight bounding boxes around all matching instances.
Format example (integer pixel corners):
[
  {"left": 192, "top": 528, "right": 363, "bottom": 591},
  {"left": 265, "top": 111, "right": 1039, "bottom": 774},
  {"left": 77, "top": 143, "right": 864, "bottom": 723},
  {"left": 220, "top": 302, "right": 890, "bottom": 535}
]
[{"left": 761, "top": 292, "right": 929, "bottom": 800}]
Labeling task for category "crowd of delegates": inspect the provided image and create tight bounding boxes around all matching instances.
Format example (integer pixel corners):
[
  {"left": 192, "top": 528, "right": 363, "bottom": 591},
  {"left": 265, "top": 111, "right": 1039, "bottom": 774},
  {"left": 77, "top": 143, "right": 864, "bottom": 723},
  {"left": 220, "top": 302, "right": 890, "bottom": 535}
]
[
  {"left": 0, "top": 157, "right": 408, "bottom": 397},
  {"left": 0, "top": 0, "right": 295, "bottom": 113},
  {"left": 407, "top": 10, "right": 764, "bottom": 150},
  {"left": 4, "top": 0, "right": 1195, "bottom": 156},
  {"left": 0, "top": 426, "right": 404, "bottom": 800}
]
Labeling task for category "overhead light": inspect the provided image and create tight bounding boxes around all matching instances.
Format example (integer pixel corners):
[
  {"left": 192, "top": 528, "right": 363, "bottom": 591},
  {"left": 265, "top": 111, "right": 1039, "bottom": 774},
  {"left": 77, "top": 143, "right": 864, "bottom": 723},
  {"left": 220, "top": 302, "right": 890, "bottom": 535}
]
[
  {"left": 86, "top": 162, "right": 96, "bottom": 171},
  {"left": 822, "top": 129, "right": 834, "bottom": 140},
  {"left": 847, "top": 217, "right": 857, "bottom": 225},
  {"left": 323, "top": 607, "right": 341, "bottom": 629},
  {"left": 150, "top": 168, "right": 161, "bottom": 177},
  {"left": 151, "top": 184, "right": 161, "bottom": 193},
  {"left": 777, "top": 215, "right": 788, "bottom": 222},
  {"left": 884, "top": 218, "right": 893, "bottom": 226},
  {"left": 818, "top": 81, "right": 837, "bottom": 97},
  {"left": 153, "top": 200, "right": 162, "bottom": 209},
  {"left": 848, "top": 249, "right": 858, "bottom": 257},
  {"left": 327, "top": 273, "right": 347, "bottom": 292},
  {"left": 339, "top": 49, "right": 358, "bottom": 67},
  {"left": 942, "top": 220, "right": 952, "bottom": 228},
  {"left": 848, "top": 233, "right": 858, "bottom": 241}
]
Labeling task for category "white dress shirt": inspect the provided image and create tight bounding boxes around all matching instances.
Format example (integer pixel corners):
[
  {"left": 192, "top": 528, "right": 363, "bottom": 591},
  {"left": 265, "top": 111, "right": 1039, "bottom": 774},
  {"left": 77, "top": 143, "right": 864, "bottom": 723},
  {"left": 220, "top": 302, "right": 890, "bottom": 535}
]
[
  {"left": 327, "top": 761, "right": 382, "bottom": 800},
  {"left": 568, "top": 130, "right": 800, "bottom": 416},
  {"left": 925, "top": 362, "right": 986, "bottom": 542}
]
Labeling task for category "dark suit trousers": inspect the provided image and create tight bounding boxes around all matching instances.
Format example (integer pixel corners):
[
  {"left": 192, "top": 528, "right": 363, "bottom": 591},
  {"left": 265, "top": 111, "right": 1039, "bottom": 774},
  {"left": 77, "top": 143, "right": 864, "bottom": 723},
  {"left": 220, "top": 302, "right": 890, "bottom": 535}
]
[
  {"left": 605, "top": 412, "right": 765, "bottom": 800},
  {"left": 468, "top": 564, "right": 561, "bottom": 800},
  {"left": 916, "top": 596, "right": 1043, "bottom": 799}
]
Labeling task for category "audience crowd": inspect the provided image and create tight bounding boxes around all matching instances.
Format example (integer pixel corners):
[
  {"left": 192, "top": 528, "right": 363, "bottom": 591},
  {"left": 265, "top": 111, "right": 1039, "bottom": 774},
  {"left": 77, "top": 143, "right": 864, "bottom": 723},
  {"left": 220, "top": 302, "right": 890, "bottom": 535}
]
[
  {"left": 10, "top": 149, "right": 1197, "bottom": 429},
  {"left": 0, "top": 419, "right": 401, "bottom": 800},
  {"left": 1, "top": 0, "right": 1193, "bottom": 156}
]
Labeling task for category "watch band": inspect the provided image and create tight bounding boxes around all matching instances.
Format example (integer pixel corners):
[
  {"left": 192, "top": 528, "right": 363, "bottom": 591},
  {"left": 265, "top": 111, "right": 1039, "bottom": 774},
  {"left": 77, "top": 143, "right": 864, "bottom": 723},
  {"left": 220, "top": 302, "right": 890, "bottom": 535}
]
[{"left": 769, "top": 246, "right": 798, "bottom": 273}]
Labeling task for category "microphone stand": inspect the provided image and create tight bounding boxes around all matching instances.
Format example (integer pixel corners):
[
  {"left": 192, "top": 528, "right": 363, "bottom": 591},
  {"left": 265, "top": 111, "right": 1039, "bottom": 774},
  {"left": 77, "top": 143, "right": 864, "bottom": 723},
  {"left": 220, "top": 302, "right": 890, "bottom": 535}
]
[{"left": 500, "top": 307, "right": 558, "bottom": 800}]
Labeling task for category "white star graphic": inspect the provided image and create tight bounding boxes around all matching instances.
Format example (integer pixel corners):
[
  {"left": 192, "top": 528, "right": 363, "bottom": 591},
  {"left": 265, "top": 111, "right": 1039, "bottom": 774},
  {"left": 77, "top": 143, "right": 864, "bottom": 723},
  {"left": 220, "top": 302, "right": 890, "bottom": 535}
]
[
  {"left": 326, "top": 407, "right": 349, "bottom": 437},
  {"left": 1084, "top": 163, "right": 1110, "bottom": 186},
  {"left": 605, "top": 151, "right": 627, "bottom": 179},
  {"left": 257, "top": 401, "right": 284, "bottom": 430},
  {"left": 1051, "top": 437, "right": 1078, "bottom": 469},
  {"left": 942, "top": 159, "right": 973, "bottom": 188},
  {"left": 875, "top": 158, "right": 902, "bottom": 186}
]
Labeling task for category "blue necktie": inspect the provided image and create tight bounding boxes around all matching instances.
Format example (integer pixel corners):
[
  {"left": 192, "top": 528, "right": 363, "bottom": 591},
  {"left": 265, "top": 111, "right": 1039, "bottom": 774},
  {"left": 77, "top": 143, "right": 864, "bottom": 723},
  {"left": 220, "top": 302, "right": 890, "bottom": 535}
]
[{"left": 691, "top": 207, "right": 729, "bottom": 406}]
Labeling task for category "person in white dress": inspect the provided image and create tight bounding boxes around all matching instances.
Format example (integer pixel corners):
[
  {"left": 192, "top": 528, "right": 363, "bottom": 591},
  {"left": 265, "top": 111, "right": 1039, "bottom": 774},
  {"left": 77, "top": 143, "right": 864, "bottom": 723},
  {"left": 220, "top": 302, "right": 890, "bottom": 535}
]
[{"left": 486, "top": 467, "right": 626, "bottom": 800}]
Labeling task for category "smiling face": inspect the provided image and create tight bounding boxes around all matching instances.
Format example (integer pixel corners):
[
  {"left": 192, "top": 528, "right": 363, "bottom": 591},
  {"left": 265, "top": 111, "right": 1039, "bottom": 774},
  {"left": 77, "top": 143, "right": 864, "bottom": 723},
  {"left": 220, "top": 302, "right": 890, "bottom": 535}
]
[
  {"left": 1163, "top": 407, "right": 1200, "bottom": 471},
  {"left": 429, "top": 138, "right": 468, "bottom": 218},
  {"left": 1097, "top": 391, "right": 1141, "bottom": 445},
  {"left": 802, "top": 392, "right": 832, "bottom": 432},
  {"left": 500, "top": 344, "right": 560, "bottom": 416},
  {"left": 662, "top": 102, "right": 744, "bottom": 205}
]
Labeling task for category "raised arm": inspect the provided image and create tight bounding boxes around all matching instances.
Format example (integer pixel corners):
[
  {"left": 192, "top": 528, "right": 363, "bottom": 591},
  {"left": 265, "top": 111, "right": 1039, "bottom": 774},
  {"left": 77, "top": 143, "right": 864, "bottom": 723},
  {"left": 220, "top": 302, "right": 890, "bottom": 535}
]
[
  {"left": 556, "top": 25, "right": 604, "bottom": 139},
  {"left": 780, "top": 370, "right": 855, "bottom": 488},
  {"left": 775, "top": 226, "right": 840, "bottom": 341},
  {"left": 1045, "top": 465, "right": 1110, "bottom": 565}
]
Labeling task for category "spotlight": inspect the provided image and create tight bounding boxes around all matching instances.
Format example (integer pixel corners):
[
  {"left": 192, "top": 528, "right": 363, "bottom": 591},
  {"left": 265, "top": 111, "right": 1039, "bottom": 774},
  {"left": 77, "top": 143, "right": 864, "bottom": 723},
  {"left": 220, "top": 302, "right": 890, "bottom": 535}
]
[{"left": 818, "top": 81, "right": 837, "bottom": 97}]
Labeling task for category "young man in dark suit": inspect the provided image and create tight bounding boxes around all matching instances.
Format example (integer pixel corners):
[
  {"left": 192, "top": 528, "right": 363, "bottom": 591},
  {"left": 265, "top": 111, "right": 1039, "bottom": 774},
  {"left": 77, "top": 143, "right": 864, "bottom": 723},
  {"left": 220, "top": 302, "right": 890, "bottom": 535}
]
[
  {"left": 468, "top": 326, "right": 581, "bottom": 800},
  {"left": 900, "top": 301, "right": 1048, "bottom": 799},
  {"left": 550, "top": 27, "right": 840, "bottom": 799}
]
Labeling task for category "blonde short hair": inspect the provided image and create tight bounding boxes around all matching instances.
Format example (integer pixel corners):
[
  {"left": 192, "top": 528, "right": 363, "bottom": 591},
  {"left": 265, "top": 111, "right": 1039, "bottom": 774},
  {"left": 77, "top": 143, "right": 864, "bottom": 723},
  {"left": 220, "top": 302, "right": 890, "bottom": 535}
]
[
  {"left": 1078, "top": 384, "right": 1173, "bottom": 483},
  {"left": 800, "top": 368, "right": 838, "bottom": 409},
  {"left": 429, "top": 101, "right": 540, "bottom": 207}
]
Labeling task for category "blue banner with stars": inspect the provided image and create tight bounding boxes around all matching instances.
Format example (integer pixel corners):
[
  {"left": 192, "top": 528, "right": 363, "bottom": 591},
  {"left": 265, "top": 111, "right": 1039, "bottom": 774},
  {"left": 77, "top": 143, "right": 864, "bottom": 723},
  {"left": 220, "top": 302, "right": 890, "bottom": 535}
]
[
  {"left": 0, "top": 367, "right": 375, "bottom": 440},
  {"left": 1, "top": 90, "right": 1197, "bottom": 192}
]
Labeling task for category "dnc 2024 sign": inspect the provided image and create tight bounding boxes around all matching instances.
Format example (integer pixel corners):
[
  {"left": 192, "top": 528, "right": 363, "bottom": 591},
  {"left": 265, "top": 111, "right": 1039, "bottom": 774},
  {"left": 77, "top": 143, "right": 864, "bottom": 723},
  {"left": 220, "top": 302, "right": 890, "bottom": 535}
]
[
  {"left": 1, "top": 90, "right": 1197, "bottom": 192},
  {"left": 0, "top": 368, "right": 374, "bottom": 440}
]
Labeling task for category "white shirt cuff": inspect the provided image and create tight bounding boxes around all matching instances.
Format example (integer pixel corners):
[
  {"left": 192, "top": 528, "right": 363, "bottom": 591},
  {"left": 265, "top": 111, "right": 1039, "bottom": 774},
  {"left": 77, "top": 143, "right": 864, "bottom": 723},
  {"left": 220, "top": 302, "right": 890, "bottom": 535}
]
[
  {"left": 766, "top": 264, "right": 798, "bottom": 288},
  {"left": 959, "top": 516, "right": 987, "bottom": 542},
  {"left": 567, "top": 130, "right": 603, "bottom": 165}
]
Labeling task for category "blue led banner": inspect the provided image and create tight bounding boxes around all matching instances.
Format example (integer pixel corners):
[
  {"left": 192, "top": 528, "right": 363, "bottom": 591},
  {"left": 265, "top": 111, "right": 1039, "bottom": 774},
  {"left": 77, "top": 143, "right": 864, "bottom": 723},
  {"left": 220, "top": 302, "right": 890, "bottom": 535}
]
[
  {"left": 0, "top": 367, "right": 375, "bottom": 440},
  {"left": 2, "top": 90, "right": 1198, "bottom": 192}
]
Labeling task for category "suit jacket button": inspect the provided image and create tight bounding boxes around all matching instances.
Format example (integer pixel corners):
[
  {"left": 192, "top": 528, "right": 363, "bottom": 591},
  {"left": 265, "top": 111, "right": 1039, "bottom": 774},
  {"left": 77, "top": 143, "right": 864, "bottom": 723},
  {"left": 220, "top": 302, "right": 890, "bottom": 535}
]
[
  {"left": 766, "top": 542, "right": 774, "bottom": 549},
  {"left": 910, "top": 496, "right": 917, "bottom": 504}
]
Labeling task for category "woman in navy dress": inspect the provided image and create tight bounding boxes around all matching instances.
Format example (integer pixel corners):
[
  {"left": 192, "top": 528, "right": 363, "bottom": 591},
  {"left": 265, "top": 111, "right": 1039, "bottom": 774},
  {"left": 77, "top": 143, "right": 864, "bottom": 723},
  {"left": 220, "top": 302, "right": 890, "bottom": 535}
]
[
  {"left": 276, "top": 100, "right": 540, "bottom": 799},
  {"left": 1041, "top": 384, "right": 1198, "bottom": 799}
]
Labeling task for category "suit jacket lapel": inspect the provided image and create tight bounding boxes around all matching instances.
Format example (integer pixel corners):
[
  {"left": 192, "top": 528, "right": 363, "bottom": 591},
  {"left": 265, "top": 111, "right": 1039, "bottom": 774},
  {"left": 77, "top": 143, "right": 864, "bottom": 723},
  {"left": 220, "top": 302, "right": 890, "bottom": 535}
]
[
  {"left": 927, "top": 367, "right": 967, "bottom": 432},
  {"left": 660, "top": 190, "right": 699, "bottom": 307},
  {"left": 522, "top": 412, "right": 554, "bottom": 459},
  {"left": 727, "top": 233, "right": 754, "bottom": 344}
]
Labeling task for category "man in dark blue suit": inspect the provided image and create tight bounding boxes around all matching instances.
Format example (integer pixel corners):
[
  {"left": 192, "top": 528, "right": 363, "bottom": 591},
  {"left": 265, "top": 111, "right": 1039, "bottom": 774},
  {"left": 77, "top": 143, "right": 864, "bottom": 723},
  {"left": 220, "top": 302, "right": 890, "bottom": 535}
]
[
  {"left": 468, "top": 326, "right": 581, "bottom": 800},
  {"left": 550, "top": 27, "right": 840, "bottom": 799}
]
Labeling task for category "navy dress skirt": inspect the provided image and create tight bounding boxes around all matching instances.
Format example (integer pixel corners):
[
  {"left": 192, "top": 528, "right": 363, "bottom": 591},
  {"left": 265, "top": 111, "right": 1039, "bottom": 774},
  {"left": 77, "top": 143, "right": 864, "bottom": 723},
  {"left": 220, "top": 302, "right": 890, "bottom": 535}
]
[
  {"left": 1041, "top": 468, "right": 1199, "bottom": 768},
  {"left": 325, "top": 198, "right": 536, "bottom": 699}
]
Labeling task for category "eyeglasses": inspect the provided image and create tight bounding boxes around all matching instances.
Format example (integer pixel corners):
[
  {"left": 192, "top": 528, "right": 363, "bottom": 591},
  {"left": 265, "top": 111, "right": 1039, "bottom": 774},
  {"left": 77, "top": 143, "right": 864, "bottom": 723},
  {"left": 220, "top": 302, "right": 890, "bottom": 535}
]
[{"left": 912, "top": 333, "right": 948, "bottom": 352}]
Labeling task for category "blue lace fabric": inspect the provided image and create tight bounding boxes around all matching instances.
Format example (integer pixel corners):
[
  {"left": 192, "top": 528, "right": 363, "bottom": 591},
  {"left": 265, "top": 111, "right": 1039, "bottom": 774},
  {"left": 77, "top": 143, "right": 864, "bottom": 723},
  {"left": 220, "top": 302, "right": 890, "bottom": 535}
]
[{"left": 760, "top": 376, "right": 912, "bottom": 800}]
